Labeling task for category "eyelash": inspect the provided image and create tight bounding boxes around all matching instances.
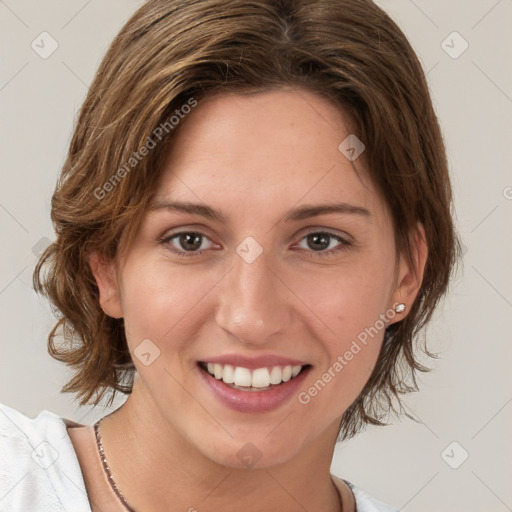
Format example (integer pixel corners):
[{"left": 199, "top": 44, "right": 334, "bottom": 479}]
[{"left": 159, "top": 230, "right": 353, "bottom": 259}]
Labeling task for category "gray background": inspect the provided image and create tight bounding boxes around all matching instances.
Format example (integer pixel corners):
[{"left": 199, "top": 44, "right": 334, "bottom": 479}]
[{"left": 1, "top": 1, "right": 511, "bottom": 510}]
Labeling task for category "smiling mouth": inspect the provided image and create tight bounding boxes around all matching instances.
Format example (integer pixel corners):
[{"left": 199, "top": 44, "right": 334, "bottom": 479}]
[{"left": 198, "top": 361, "right": 311, "bottom": 392}]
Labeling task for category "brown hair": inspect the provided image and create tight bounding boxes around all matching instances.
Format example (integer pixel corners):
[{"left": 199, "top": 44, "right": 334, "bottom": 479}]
[{"left": 33, "top": 0, "right": 460, "bottom": 440}]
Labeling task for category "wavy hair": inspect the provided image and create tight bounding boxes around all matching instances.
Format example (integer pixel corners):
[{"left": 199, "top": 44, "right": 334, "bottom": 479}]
[{"left": 33, "top": 0, "right": 460, "bottom": 440}]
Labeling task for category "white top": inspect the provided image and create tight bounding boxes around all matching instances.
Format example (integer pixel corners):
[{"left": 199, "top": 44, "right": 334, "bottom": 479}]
[{"left": 0, "top": 402, "right": 398, "bottom": 511}]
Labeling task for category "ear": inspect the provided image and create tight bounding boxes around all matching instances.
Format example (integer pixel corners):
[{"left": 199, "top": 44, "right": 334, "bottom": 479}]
[
  {"left": 389, "top": 222, "right": 428, "bottom": 323},
  {"left": 89, "top": 251, "right": 123, "bottom": 319}
]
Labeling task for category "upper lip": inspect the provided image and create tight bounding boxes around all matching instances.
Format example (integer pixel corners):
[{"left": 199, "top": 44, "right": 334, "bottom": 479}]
[{"left": 199, "top": 354, "right": 309, "bottom": 370}]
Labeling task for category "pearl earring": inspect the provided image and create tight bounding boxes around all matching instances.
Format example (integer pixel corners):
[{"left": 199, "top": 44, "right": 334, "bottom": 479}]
[{"left": 395, "top": 303, "right": 406, "bottom": 313}]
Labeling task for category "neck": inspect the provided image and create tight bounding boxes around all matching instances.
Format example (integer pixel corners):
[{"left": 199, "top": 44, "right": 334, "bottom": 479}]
[{"left": 98, "top": 380, "right": 344, "bottom": 512}]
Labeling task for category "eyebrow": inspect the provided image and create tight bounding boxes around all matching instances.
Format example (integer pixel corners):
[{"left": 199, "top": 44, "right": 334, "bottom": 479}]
[{"left": 149, "top": 200, "right": 371, "bottom": 223}]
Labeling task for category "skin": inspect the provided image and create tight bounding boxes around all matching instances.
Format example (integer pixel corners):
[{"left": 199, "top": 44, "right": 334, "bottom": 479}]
[{"left": 86, "top": 87, "right": 427, "bottom": 511}]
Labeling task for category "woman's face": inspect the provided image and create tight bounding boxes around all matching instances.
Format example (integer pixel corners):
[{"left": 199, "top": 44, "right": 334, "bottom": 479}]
[{"left": 95, "top": 88, "right": 418, "bottom": 468}]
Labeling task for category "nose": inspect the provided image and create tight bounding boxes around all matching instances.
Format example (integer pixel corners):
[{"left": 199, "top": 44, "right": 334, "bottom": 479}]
[{"left": 215, "top": 247, "right": 292, "bottom": 346}]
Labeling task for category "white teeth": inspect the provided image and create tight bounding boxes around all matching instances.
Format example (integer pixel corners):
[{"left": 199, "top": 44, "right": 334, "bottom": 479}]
[
  {"left": 269, "top": 366, "right": 282, "bottom": 385},
  {"left": 282, "top": 366, "right": 292, "bottom": 382},
  {"left": 291, "top": 365, "right": 301, "bottom": 377},
  {"left": 251, "top": 368, "right": 270, "bottom": 388},
  {"left": 203, "top": 363, "right": 304, "bottom": 388},
  {"left": 213, "top": 363, "right": 223, "bottom": 380},
  {"left": 222, "top": 364, "right": 235, "bottom": 384},
  {"left": 233, "top": 367, "right": 252, "bottom": 387}
]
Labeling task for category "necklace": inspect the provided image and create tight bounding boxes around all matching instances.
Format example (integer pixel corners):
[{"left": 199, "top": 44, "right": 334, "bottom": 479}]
[
  {"left": 93, "top": 418, "right": 137, "bottom": 512},
  {"left": 332, "top": 477, "right": 345, "bottom": 511},
  {"left": 93, "top": 417, "right": 345, "bottom": 512}
]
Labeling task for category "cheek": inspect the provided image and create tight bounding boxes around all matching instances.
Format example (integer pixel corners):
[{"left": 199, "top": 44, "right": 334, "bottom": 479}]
[
  {"left": 293, "top": 250, "right": 395, "bottom": 335},
  {"left": 118, "top": 263, "right": 215, "bottom": 401},
  {"left": 118, "top": 259, "right": 212, "bottom": 349},
  {"left": 292, "top": 254, "right": 393, "bottom": 407}
]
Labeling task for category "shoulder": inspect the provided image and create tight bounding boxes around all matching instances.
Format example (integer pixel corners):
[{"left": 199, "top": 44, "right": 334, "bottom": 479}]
[
  {"left": 332, "top": 475, "right": 399, "bottom": 512},
  {"left": 0, "top": 401, "right": 91, "bottom": 512}
]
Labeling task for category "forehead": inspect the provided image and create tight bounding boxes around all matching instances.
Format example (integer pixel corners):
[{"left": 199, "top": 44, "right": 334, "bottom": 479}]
[{"left": 151, "top": 88, "right": 388, "bottom": 224}]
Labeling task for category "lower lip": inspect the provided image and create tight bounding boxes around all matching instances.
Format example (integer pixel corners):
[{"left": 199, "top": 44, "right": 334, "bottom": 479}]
[{"left": 198, "top": 364, "right": 311, "bottom": 413}]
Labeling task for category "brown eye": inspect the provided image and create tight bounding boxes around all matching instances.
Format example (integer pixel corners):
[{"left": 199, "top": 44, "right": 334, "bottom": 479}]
[
  {"left": 296, "top": 231, "right": 352, "bottom": 257},
  {"left": 161, "top": 231, "right": 213, "bottom": 258},
  {"left": 176, "top": 233, "right": 203, "bottom": 251}
]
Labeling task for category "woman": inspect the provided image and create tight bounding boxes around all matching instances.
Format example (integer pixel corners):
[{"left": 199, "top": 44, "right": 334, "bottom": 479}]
[{"left": 0, "top": 0, "right": 459, "bottom": 510}]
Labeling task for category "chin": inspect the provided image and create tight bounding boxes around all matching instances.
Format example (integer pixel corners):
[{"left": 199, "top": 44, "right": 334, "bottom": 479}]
[{"left": 196, "top": 429, "right": 311, "bottom": 471}]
